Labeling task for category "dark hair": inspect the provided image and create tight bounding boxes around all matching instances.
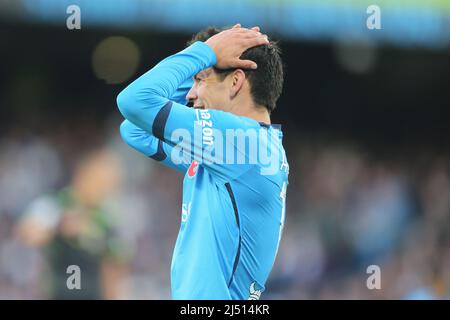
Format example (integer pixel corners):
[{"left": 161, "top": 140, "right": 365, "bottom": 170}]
[{"left": 187, "top": 27, "right": 284, "bottom": 113}]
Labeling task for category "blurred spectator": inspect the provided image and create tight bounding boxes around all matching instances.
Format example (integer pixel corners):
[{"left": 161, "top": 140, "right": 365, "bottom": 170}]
[{"left": 15, "top": 148, "right": 129, "bottom": 299}]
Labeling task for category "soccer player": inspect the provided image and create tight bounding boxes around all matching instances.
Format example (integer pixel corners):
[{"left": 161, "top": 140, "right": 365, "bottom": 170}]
[{"left": 117, "top": 24, "right": 289, "bottom": 300}]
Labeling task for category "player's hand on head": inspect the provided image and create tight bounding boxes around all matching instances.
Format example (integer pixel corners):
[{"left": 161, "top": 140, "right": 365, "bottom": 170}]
[{"left": 205, "top": 24, "right": 269, "bottom": 70}]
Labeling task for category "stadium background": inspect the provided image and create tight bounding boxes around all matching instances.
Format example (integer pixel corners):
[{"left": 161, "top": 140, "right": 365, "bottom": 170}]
[{"left": 1, "top": 0, "right": 450, "bottom": 299}]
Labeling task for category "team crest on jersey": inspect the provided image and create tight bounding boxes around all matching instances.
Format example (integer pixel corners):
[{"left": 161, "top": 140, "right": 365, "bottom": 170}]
[
  {"left": 187, "top": 160, "right": 199, "bottom": 178},
  {"left": 248, "top": 282, "right": 262, "bottom": 300}
]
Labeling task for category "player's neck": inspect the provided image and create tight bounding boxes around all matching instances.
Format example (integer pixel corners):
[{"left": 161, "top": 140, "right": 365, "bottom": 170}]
[
  {"left": 246, "top": 105, "right": 271, "bottom": 124},
  {"left": 229, "top": 100, "right": 271, "bottom": 124}
]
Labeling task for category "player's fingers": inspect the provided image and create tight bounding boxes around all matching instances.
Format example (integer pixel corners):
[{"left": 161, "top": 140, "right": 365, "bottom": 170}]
[
  {"left": 239, "top": 30, "right": 267, "bottom": 40},
  {"left": 255, "top": 34, "right": 269, "bottom": 45},
  {"left": 239, "top": 27, "right": 261, "bottom": 34},
  {"left": 239, "top": 34, "right": 269, "bottom": 50},
  {"left": 232, "top": 23, "right": 241, "bottom": 29},
  {"left": 234, "top": 27, "right": 261, "bottom": 35},
  {"left": 234, "top": 59, "right": 258, "bottom": 70}
]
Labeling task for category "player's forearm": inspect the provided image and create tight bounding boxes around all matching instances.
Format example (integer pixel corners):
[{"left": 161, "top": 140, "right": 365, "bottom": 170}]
[
  {"left": 118, "top": 76, "right": 193, "bottom": 139},
  {"left": 116, "top": 41, "right": 216, "bottom": 133},
  {"left": 172, "top": 77, "right": 194, "bottom": 106}
]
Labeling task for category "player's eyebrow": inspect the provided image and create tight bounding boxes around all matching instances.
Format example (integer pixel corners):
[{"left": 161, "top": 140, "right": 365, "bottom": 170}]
[{"left": 194, "top": 72, "right": 209, "bottom": 81}]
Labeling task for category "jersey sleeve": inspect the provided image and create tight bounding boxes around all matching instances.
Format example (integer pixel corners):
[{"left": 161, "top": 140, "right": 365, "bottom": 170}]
[
  {"left": 119, "top": 76, "right": 193, "bottom": 173},
  {"left": 117, "top": 41, "right": 257, "bottom": 182},
  {"left": 120, "top": 119, "right": 191, "bottom": 173}
]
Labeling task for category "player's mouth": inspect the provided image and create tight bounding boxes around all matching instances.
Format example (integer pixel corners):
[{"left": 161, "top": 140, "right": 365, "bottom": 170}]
[{"left": 193, "top": 105, "right": 205, "bottom": 109}]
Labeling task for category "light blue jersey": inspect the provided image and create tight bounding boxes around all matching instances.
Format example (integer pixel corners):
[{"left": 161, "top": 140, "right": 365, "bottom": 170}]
[{"left": 117, "top": 41, "right": 289, "bottom": 299}]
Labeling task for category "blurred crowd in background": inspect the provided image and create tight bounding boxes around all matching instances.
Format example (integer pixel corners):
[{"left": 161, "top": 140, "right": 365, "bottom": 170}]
[
  {"left": 1, "top": 118, "right": 449, "bottom": 299},
  {"left": 1, "top": 0, "right": 450, "bottom": 300}
]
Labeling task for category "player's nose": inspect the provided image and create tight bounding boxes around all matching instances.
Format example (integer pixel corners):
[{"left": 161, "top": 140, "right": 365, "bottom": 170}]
[{"left": 186, "top": 86, "right": 197, "bottom": 104}]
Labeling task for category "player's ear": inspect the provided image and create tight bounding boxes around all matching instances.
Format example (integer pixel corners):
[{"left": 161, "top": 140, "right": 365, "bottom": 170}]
[{"left": 229, "top": 69, "right": 246, "bottom": 98}]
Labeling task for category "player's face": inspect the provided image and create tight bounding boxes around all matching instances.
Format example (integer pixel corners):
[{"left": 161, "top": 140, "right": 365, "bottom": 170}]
[{"left": 187, "top": 68, "right": 231, "bottom": 111}]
